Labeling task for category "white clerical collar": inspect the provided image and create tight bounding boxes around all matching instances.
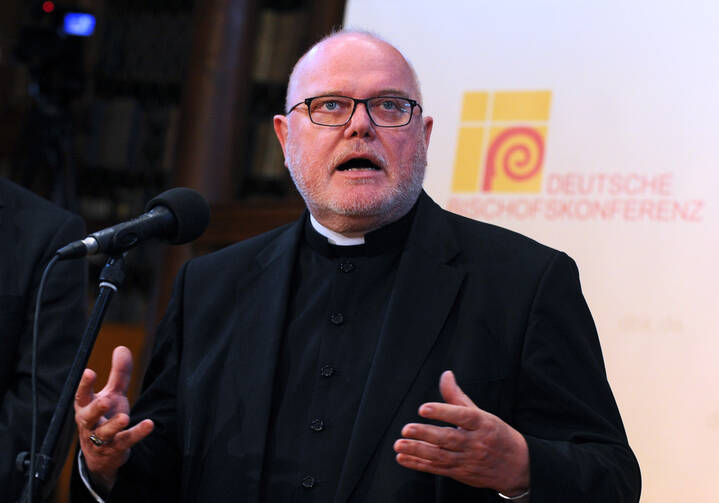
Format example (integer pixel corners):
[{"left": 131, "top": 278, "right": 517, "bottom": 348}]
[{"left": 309, "top": 215, "right": 365, "bottom": 246}]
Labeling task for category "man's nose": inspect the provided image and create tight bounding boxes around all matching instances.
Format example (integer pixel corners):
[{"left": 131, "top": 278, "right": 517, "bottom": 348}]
[{"left": 344, "top": 102, "right": 375, "bottom": 138}]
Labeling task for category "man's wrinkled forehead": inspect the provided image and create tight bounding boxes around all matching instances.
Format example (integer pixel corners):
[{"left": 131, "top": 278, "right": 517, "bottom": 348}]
[{"left": 286, "top": 33, "right": 421, "bottom": 109}]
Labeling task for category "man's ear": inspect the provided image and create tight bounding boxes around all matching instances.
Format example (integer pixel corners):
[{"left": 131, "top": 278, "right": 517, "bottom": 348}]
[
  {"left": 423, "top": 116, "right": 434, "bottom": 148},
  {"left": 273, "top": 114, "right": 289, "bottom": 163}
]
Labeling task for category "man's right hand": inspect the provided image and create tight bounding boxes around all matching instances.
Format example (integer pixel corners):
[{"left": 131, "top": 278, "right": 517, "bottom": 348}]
[{"left": 74, "top": 346, "right": 154, "bottom": 492}]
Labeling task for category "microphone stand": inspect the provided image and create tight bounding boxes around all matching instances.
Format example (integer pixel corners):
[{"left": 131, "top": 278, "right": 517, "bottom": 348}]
[{"left": 17, "top": 254, "right": 128, "bottom": 503}]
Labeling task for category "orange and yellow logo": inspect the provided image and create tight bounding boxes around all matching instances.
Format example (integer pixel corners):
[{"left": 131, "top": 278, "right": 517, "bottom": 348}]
[{"left": 451, "top": 90, "right": 552, "bottom": 193}]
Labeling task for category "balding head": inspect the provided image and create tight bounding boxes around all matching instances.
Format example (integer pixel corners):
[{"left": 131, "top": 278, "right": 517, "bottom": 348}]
[{"left": 285, "top": 31, "right": 422, "bottom": 113}]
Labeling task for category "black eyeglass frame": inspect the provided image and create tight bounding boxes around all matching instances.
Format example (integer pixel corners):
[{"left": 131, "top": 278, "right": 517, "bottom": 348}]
[{"left": 287, "top": 95, "right": 423, "bottom": 128}]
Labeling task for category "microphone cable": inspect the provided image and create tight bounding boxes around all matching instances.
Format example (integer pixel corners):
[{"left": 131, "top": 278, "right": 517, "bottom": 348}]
[{"left": 26, "top": 253, "right": 60, "bottom": 503}]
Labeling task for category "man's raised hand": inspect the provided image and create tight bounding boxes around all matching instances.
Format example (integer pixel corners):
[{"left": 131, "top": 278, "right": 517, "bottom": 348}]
[
  {"left": 74, "top": 346, "right": 154, "bottom": 492},
  {"left": 393, "top": 370, "right": 530, "bottom": 498}
]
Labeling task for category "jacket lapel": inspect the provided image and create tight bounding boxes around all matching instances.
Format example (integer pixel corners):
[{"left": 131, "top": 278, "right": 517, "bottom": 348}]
[
  {"left": 225, "top": 217, "right": 305, "bottom": 500},
  {"left": 335, "top": 194, "right": 466, "bottom": 502}
]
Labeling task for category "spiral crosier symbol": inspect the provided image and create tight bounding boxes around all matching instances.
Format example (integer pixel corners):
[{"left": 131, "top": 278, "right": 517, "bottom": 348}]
[{"left": 483, "top": 127, "right": 545, "bottom": 191}]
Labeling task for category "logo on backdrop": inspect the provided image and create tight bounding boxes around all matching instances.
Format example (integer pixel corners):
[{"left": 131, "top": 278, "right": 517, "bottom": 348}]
[
  {"left": 452, "top": 90, "right": 550, "bottom": 194},
  {"left": 447, "top": 90, "right": 704, "bottom": 223}
]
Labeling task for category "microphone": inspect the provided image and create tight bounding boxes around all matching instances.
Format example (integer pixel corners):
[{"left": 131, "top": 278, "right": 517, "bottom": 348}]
[{"left": 56, "top": 187, "right": 210, "bottom": 260}]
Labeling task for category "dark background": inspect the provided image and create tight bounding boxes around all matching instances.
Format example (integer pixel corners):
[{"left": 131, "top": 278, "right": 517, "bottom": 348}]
[{"left": 0, "top": 0, "right": 344, "bottom": 500}]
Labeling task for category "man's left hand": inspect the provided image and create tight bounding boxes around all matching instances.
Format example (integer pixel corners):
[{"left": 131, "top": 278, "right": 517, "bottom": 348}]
[{"left": 393, "top": 370, "right": 530, "bottom": 497}]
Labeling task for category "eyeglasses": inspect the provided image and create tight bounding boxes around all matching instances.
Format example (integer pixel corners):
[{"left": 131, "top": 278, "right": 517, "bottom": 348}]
[{"left": 288, "top": 95, "right": 422, "bottom": 127}]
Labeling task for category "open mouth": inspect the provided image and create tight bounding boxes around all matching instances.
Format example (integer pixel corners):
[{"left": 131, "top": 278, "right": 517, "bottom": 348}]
[{"left": 335, "top": 157, "right": 382, "bottom": 171}]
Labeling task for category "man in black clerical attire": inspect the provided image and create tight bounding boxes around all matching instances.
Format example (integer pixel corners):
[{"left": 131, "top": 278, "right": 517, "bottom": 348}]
[
  {"left": 73, "top": 31, "right": 641, "bottom": 502},
  {"left": 0, "top": 177, "right": 86, "bottom": 501}
]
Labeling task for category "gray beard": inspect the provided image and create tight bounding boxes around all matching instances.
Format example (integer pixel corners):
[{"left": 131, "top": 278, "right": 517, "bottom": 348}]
[{"left": 286, "top": 139, "right": 427, "bottom": 225}]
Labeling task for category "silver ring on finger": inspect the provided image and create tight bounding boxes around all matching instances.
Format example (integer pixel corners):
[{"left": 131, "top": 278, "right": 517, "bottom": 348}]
[{"left": 89, "top": 432, "right": 109, "bottom": 447}]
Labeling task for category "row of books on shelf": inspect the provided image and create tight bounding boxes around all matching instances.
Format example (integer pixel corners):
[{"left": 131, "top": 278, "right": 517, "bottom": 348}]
[
  {"left": 249, "top": 119, "right": 288, "bottom": 183},
  {"left": 252, "top": 8, "right": 308, "bottom": 84},
  {"left": 76, "top": 96, "right": 287, "bottom": 180}
]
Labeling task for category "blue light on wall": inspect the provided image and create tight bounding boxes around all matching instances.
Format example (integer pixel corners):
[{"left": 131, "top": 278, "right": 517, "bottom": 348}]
[{"left": 62, "top": 12, "right": 96, "bottom": 37}]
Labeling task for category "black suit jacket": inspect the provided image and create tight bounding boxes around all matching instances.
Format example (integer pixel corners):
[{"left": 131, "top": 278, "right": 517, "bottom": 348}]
[
  {"left": 103, "top": 192, "right": 639, "bottom": 502},
  {"left": 0, "top": 178, "right": 87, "bottom": 501}
]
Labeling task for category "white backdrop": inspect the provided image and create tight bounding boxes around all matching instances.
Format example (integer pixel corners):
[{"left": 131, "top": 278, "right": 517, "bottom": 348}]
[{"left": 345, "top": 1, "right": 719, "bottom": 501}]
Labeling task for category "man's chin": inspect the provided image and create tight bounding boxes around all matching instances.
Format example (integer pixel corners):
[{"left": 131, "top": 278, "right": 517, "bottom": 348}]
[
  {"left": 326, "top": 189, "right": 416, "bottom": 219},
  {"left": 316, "top": 186, "right": 388, "bottom": 213},
  {"left": 327, "top": 198, "right": 390, "bottom": 217}
]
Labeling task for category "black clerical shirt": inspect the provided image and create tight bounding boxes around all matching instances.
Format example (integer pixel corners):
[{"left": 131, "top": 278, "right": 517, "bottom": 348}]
[{"left": 259, "top": 208, "right": 416, "bottom": 502}]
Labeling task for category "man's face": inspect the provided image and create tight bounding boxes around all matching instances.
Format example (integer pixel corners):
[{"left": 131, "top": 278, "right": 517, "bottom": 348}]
[{"left": 274, "top": 34, "right": 433, "bottom": 235}]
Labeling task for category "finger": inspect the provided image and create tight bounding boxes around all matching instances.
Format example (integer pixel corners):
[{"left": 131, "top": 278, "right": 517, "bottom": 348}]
[
  {"left": 401, "top": 423, "right": 465, "bottom": 452},
  {"left": 76, "top": 395, "right": 112, "bottom": 431},
  {"left": 395, "top": 452, "right": 453, "bottom": 478},
  {"left": 439, "top": 370, "right": 476, "bottom": 408},
  {"left": 75, "top": 369, "right": 97, "bottom": 408},
  {"left": 418, "top": 402, "right": 483, "bottom": 431},
  {"left": 111, "top": 419, "right": 154, "bottom": 451},
  {"left": 105, "top": 346, "right": 133, "bottom": 394},
  {"left": 90, "top": 413, "right": 131, "bottom": 443},
  {"left": 393, "top": 438, "right": 458, "bottom": 469}
]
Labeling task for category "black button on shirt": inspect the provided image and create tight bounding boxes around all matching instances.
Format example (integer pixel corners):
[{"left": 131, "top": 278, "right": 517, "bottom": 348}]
[
  {"left": 309, "top": 418, "right": 325, "bottom": 432},
  {"left": 338, "top": 261, "right": 355, "bottom": 273}
]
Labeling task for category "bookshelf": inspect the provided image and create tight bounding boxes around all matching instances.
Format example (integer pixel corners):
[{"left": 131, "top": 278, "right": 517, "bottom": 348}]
[{"left": 1, "top": 0, "right": 345, "bottom": 322}]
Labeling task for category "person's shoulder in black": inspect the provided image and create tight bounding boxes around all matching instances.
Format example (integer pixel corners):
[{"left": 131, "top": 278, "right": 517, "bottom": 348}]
[{"left": 0, "top": 177, "right": 87, "bottom": 501}]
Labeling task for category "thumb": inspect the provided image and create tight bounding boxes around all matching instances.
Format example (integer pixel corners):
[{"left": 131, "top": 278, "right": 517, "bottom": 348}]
[{"left": 439, "top": 370, "right": 476, "bottom": 408}]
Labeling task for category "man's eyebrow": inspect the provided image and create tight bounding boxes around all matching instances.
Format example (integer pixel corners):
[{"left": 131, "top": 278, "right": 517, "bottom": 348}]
[
  {"left": 312, "top": 90, "right": 344, "bottom": 97},
  {"left": 376, "top": 89, "right": 411, "bottom": 97},
  {"left": 310, "top": 89, "right": 413, "bottom": 98}
]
